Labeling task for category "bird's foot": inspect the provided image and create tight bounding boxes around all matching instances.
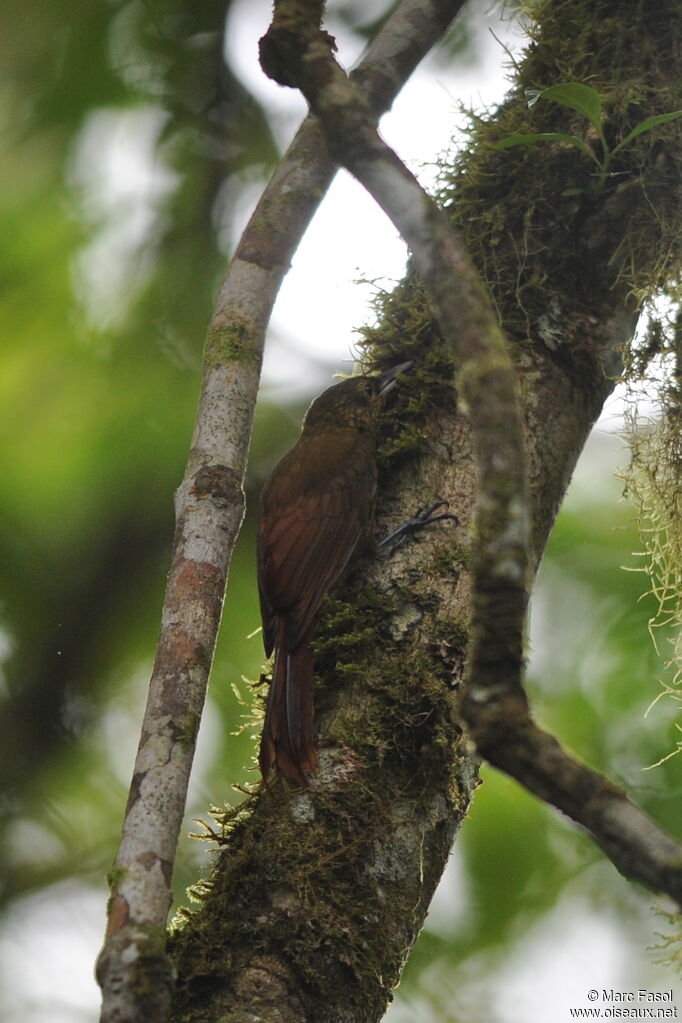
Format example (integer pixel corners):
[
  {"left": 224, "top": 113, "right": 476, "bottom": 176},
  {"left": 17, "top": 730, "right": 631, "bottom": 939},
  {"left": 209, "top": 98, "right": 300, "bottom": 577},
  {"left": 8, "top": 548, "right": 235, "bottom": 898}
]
[{"left": 379, "top": 500, "right": 458, "bottom": 551}]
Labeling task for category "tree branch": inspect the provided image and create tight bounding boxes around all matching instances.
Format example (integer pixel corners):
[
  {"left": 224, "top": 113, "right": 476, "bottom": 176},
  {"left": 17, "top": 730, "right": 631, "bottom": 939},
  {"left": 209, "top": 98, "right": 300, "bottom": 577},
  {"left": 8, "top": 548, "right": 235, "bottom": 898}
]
[
  {"left": 259, "top": 0, "right": 682, "bottom": 910},
  {"left": 96, "top": 2, "right": 468, "bottom": 1020},
  {"left": 466, "top": 695, "right": 682, "bottom": 906}
]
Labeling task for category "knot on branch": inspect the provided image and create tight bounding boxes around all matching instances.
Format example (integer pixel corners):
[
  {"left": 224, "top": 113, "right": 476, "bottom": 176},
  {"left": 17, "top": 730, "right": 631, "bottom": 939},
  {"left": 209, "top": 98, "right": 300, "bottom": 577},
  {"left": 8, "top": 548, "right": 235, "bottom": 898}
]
[
  {"left": 190, "top": 464, "right": 243, "bottom": 509},
  {"left": 461, "top": 683, "right": 530, "bottom": 743},
  {"left": 259, "top": 19, "right": 336, "bottom": 89}
]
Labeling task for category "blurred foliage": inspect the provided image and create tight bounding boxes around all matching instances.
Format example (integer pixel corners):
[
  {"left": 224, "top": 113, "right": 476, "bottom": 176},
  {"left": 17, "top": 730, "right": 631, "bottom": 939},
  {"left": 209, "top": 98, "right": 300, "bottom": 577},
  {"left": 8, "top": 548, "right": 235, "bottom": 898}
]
[
  {"left": 0, "top": 1, "right": 680, "bottom": 1021},
  {"left": 0, "top": 0, "right": 281, "bottom": 906}
]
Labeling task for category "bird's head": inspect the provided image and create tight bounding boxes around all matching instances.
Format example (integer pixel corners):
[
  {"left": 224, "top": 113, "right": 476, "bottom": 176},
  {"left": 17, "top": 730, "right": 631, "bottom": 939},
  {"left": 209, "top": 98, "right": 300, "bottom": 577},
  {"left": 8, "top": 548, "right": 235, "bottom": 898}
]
[{"left": 302, "top": 362, "right": 411, "bottom": 434}]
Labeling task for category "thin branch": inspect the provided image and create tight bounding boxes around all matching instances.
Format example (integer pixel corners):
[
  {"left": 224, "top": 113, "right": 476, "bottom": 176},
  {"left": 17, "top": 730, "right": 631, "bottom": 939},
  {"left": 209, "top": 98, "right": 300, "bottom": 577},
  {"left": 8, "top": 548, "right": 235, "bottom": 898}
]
[
  {"left": 259, "top": 2, "right": 682, "bottom": 910},
  {"left": 464, "top": 686, "right": 682, "bottom": 906},
  {"left": 96, "top": 2, "right": 468, "bottom": 1021}
]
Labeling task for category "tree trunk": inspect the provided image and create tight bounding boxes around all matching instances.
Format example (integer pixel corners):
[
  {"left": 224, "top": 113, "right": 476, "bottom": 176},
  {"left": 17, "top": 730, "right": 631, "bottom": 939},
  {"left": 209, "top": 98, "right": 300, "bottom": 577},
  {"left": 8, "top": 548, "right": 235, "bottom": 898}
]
[{"left": 169, "top": 0, "right": 681, "bottom": 1019}]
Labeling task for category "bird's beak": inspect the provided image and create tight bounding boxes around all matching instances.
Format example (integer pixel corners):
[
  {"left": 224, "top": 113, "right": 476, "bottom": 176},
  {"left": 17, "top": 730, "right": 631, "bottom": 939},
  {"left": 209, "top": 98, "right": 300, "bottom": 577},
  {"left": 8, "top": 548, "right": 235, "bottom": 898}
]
[{"left": 377, "top": 361, "right": 412, "bottom": 397}]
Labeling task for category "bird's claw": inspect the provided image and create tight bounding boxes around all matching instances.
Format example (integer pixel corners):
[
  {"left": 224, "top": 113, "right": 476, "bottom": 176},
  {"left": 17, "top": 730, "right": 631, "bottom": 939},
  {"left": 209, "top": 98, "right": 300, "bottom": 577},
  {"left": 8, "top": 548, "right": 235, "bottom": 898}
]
[{"left": 379, "top": 500, "right": 458, "bottom": 550}]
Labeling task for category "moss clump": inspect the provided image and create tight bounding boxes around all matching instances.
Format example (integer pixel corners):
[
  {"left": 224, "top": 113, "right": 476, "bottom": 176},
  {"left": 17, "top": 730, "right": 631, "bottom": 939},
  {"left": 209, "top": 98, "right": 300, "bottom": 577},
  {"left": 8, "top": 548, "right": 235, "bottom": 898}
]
[
  {"left": 105, "top": 864, "right": 127, "bottom": 892},
  {"left": 170, "top": 748, "right": 458, "bottom": 1020},
  {"left": 623, "top": 324, "right": 682, "bottom": 759},
  {"left": 130, "top": 925, "right": 173, "bottom": 1000},
  {"left": 313, "top": 585, "right": 397, "bottom": 670},
  {"left": 175, "top": 710, "right": 201, "bottom": 748},
  {"left": 356, "top": 1, "right": 681, "bottom": 396},
  {"left": 430, "top": 538, "right": 471, "bottom": 579},
  {"left": 356, "top": 274, "right": 458, "bottom": 469},
  {"left": 437, "top": 0, "right": 681, "bottom": 356}
]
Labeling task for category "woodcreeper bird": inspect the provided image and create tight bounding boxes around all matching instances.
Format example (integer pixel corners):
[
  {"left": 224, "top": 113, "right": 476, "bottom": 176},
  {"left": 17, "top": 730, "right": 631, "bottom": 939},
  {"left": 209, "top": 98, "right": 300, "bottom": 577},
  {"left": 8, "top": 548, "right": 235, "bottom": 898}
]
[{"left": 257, "top": 365, "right": 409, "bottom": 785}]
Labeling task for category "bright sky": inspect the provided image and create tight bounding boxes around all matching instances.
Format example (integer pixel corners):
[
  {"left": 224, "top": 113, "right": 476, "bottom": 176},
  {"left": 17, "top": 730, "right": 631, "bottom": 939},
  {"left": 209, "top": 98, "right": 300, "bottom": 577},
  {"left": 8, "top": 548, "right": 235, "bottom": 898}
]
[{"left": 224, "top": 0, "right": 525, "bottom": 394}]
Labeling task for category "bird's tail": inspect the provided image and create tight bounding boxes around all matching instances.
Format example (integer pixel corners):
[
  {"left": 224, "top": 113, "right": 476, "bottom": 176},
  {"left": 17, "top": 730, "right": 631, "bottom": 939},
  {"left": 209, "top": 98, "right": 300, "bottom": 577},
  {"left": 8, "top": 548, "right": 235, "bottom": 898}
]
[{"left": 259, "top": 622, "right": 317, "bottom": 786}]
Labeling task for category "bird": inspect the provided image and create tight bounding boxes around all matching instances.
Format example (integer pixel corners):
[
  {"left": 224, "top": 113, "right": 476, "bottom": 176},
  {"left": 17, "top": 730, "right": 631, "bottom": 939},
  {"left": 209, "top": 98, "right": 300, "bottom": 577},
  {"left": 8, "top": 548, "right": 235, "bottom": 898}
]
[{"left": 256, "top": 364, "right": 410, "bottom": 786}]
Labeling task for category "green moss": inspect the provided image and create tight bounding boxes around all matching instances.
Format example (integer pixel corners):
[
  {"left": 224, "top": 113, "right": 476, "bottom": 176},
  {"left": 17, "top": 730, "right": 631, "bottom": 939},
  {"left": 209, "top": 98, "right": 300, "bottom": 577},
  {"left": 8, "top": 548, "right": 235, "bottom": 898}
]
[
  {"left": 170, "top": 555, "right": 465, "bottom": 1018},
  {"left": 130, "top": 925, "right": 172, "bottom": 999},
  {"left": 430, "top": 539, "right": 471, "bottom": 579},
  {"left": 176, "top": 711, "right": 201, "bottom": 748},
  {"left": 172, "top": 785, "right": 397, "bottom": 1013},
  {"left": 204, "top": 322, "right": 262, "bottom": 370},
  {"left": 219, "top": 1015, "right": 265, "bottom": 1023},
  {"left": 434, "top": 1, "right": 681, "bottom": 356},
  {"left": 432, "top": 613, "right": 470, "bottom": 651},
  {"left": 356, "top": 277, "right": 458, "bottom": 470},
  {"left": 313, "top": 585, "right": 397, "bottom": 667},
  {"left": 650, "top": 908, "right": 682, "bottom": 974},
  {"left": 105, "top": 864, "right": 128, "bottom": 891}
]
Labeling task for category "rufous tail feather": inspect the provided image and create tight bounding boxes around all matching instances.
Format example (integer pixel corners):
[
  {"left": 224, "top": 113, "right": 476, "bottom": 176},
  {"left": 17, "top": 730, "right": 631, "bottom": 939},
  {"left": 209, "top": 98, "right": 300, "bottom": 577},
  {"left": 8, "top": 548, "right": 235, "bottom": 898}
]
[{"left": 259, "top": 621, "right": 317, "bottom": 785}]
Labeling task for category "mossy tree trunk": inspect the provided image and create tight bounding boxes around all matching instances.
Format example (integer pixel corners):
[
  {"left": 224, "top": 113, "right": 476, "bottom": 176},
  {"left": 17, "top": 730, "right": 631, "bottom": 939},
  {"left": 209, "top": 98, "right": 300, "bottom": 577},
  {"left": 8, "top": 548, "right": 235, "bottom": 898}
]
[{"left": 169, "top": 1, "right": 681, "bottom": 1019}]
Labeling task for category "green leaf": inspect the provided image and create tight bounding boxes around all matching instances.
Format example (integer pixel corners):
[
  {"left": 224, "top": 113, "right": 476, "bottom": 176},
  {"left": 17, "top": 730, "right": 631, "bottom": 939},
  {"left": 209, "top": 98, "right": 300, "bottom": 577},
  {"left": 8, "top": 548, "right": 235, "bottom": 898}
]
[
  {"left": 614, "top": 110, "right": 682, "bottom": 152},
  {"left": 536, "top": 83, "right": 604, "bottom": 132},
  {"left": 493, "top": 132, "right": 596, "bottom": 161}
]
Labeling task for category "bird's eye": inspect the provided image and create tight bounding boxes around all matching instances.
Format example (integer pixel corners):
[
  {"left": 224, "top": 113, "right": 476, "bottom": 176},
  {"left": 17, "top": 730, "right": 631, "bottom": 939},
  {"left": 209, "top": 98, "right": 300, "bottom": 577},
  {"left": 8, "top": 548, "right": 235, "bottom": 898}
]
[{"left": 365, "top": 381, "right": 375, "bottom": 395}]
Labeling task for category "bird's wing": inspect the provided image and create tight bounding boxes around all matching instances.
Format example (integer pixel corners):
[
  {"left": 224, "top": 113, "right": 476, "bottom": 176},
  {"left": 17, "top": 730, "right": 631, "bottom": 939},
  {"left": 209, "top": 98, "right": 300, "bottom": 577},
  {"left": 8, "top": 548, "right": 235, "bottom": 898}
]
[{"left": 258, "top": 453, "right": 376, "bottom": 652}]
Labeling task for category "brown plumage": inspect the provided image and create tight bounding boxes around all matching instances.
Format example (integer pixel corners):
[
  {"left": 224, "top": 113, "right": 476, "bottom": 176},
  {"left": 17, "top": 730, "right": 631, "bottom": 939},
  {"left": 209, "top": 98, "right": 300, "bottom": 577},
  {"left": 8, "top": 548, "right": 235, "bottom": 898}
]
[{"left": 257, "top": 368, "right": 407, "bottom": 786}]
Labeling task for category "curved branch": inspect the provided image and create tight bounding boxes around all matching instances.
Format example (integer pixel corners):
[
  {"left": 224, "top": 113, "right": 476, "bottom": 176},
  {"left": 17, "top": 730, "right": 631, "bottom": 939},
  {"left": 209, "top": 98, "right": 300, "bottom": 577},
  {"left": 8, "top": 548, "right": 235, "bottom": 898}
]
[
  {"left": 96, "top": 2, "right": 468, "bottom": 1021},
  {"left": 467, "top": 690, "right": 682, "bottom": 905}
]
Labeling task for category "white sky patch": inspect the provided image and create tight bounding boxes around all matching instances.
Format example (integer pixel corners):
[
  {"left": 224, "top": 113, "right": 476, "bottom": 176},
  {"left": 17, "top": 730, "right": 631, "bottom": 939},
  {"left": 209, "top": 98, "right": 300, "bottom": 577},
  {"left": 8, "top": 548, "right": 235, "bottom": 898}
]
[
  {"left": 0, "top": 883, "right": 104, "bottom": 1023},
  {"left": 422, "top": 847, "right": 471, "bottom": 938},
  {"left": 487, "top": 897, "right": 653, "bottom": 1023}
]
